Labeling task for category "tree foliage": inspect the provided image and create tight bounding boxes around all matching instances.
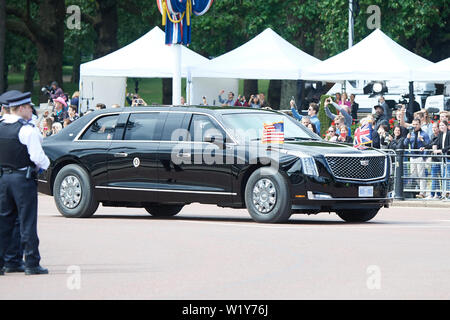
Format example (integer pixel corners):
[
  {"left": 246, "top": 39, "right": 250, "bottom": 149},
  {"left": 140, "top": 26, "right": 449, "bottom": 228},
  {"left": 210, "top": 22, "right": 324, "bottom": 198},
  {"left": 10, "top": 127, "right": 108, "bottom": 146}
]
[
  {"left": 189, "top": 0, "right": 323, "bottom": 58},
  {"left": 3, "top": 0, "right": 449, "bottom": 96},
  {"left": 6, "top": 0, "right": 66, "bottom": 94},
  {"left": 317, "top": 0, "right": 449, "bottom": 60}
]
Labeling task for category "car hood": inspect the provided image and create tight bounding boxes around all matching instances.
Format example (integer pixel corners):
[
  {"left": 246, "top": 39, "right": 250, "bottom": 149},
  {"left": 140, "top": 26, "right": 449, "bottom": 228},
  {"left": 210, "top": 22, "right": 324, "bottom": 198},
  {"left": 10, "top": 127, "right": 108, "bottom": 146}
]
[{"left": 271, "top": 140, "right": 385, "bottom": 157}]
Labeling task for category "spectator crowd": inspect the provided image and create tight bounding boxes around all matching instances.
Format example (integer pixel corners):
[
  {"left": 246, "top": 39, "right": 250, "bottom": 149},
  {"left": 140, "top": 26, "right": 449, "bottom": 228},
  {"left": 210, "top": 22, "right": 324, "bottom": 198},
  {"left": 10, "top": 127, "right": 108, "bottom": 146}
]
[{"left": 3, "top": 84, "right": 448, "bottom": 200}]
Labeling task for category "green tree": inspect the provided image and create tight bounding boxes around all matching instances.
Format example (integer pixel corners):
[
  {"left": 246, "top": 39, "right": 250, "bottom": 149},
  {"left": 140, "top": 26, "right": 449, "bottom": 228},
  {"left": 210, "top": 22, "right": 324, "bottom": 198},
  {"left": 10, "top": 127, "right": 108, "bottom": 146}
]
[
  {"left": 317, "top": 0, "right": 449, "bottom": 61},
  {"left": 0, "top": 0, "right": 6, "bottom": 92},
  {"left": 80, "top": 0, "right": 119, "bottom": 58},
  {"left": 65, "top": 0, "right": 95, "bottom": 84},
  {"left": 318, "top": 95, "right": 337, "bottom": 137},
  {"left": 189, "top": 0, "right": 324, "bottom": 107},
  {"left": 117, "top": 0, "right": 159, "bottom": 47},
  {"left": 6, "top": 0, "right": 66, "bottom": 97}
]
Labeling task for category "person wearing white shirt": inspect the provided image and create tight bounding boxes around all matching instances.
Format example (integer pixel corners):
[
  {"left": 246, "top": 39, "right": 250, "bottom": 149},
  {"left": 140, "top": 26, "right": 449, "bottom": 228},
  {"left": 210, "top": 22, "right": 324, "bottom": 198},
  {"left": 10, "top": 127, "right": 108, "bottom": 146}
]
[
  {"left": 435, "top": 121, "right": 450, "bottom": 199},
  {"left": 0, "top": 91, "right": 50, "bottom": 275}
]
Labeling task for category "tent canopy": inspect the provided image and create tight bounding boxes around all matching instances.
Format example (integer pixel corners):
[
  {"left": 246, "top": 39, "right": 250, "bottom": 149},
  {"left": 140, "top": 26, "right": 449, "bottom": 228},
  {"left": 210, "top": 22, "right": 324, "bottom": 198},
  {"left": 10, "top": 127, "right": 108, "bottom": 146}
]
[
  {"left": 413, "top": 57, "right": 450, "bottom": 82},
  {"left": 80, "top": 26, "right": 209, "bottom": 78},
  {"left": 190, "top": 28, "right": 320, "bottom": 80},
  {"left": 79, "top": 27, "right": 238, "bottom": 110},
  {"left": 301, "top": 29, "right": 433, "bottom": 82}
]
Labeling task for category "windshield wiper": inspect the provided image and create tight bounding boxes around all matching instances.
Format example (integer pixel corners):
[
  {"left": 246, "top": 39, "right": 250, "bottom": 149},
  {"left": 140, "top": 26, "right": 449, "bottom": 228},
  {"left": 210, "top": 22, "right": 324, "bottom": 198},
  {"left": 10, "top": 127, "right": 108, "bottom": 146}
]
[
  {"left": 251, "top": 137, "right": 317, "bottom": 142},
  {"left": 284, "top": 137, "right": 317, "bottom": 141}
]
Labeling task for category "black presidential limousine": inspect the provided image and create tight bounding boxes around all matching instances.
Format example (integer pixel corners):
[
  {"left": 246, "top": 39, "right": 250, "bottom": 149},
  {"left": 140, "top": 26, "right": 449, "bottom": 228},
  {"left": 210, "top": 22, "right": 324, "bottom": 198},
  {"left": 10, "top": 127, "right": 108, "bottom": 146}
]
[{"left": 38, "top": 106, "right": 393, "bottom": 223}]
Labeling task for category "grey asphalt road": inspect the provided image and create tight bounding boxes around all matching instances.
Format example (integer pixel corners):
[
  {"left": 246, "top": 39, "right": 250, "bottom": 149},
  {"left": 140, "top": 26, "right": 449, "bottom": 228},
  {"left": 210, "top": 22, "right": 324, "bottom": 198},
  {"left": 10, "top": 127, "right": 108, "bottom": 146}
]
[{"left": 0, "top": 194, "right": 449, "bottom": 300}]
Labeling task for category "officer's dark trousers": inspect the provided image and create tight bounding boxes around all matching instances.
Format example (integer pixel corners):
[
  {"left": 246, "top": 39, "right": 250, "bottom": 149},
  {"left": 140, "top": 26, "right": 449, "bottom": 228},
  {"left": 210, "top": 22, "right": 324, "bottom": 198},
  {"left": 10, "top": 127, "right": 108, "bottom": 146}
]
[
  {"left": 4, "top": 218, "right": 24, "bottom": 267},
  {"left": 0, "top": 171, "right": 40, "bottom": 269}
]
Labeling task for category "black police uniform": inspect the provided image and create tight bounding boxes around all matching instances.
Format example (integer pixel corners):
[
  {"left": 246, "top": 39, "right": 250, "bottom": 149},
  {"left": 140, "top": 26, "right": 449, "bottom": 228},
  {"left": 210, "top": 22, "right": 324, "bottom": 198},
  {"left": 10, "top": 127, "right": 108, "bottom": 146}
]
[
  {"left": 0, "top": 92, "right": 49, "bottom": 275},
  {"left": 0, "top": 91, "right": 25, "bottom": 273}
]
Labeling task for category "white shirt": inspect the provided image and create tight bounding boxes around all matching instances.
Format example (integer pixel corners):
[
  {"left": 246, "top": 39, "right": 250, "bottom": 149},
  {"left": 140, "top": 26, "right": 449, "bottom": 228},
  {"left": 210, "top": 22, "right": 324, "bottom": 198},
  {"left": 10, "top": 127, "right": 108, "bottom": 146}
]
[
  {"left": 443, "top": 132, "right": 447, "bottom": 150},
  {"left": 421, "top": 123, "right": 433, "bottom": 139},
  {"left": 0, "top": 113, "right": 11, "bottom": 121},
  {"left": 2, "top": 114, "right": 50, "bottom": 170}
]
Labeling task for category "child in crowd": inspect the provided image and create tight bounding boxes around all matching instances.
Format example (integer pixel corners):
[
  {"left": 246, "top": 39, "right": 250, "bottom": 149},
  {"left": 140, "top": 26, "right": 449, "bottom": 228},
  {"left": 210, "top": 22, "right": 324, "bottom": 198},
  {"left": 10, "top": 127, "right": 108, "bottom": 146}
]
[{"left": 325, "top": 126, "right": 338, "bottom": 142}]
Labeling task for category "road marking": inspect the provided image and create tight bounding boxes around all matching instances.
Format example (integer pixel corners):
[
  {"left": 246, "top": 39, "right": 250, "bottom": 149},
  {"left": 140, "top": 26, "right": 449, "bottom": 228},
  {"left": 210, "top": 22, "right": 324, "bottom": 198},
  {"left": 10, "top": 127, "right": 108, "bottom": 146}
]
[
  {"left": 175, "top": 220, "right": 450, "bottom": 230},
  {"left": 391, "top": 206, "right": 449, "bottom": 210}
]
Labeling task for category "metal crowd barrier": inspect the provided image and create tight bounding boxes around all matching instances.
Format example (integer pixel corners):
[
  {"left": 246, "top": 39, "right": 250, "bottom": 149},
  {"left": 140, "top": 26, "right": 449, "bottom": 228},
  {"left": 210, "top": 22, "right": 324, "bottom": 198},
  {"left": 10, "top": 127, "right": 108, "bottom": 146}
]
[{"left": 382, "top": 149, "right": 450, "bottom": 200}]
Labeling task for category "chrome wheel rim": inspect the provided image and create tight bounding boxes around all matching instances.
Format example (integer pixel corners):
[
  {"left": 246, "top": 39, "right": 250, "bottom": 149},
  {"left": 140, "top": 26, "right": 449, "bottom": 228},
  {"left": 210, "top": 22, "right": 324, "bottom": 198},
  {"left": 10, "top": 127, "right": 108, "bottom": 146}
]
[
  {"left": 252, "top": 178, "right": 277, "bottom": 214},
  {"left": 60, "top": 175, "right": 82, "bottom": 209}
]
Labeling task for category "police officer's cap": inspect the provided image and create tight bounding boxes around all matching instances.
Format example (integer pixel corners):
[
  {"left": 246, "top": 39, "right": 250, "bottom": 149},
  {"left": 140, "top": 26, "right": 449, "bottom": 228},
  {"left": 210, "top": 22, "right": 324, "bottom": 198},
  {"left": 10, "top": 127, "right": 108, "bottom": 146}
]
[
  {"left": 6, "top": 92, "right": 32, "bottom": 108},
  {"left": 0, "top": 90, "right": 22, "bottom": 108}
]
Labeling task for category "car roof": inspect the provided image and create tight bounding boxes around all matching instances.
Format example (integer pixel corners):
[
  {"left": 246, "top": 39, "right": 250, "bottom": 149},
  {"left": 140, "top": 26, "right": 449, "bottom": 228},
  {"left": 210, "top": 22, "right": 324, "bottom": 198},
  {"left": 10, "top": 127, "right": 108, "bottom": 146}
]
[
  {"left": 45, "top": 106, "right": 282, "bottom": 140},
  {"left": 94, "top": 105, "right": 281, "bottom": 116}
]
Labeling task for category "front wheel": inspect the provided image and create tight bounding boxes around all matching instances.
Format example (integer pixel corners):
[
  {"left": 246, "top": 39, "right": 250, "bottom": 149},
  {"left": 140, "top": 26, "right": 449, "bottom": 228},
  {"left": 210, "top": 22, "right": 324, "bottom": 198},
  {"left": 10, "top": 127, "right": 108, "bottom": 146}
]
[
  {"left": 53, "top": 164, "right": 99, "bottom": 218},
  {"left": 245, "top": 168, "right": 292, "bottom": 223},
  {"left": 336, "top": 208, "right": 380, "bottom": 223},
  {"left": 145, "top": 204, "right": 184, "bottom": 217}
]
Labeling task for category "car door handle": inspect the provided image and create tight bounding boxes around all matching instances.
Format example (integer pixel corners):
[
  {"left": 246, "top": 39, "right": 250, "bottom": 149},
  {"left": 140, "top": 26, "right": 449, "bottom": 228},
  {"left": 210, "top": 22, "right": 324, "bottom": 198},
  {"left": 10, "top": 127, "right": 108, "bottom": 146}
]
[
  {"left": 176, "top": 152, "right": 191, "bottom": 158},
  {"left": 114, "top": 152, "right": 128, "bottom": 158}
]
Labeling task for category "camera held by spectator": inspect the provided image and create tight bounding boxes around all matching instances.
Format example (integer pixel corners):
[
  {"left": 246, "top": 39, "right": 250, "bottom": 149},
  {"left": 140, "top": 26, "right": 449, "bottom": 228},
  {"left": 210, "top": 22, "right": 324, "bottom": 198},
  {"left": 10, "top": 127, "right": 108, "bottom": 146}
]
[
  {"left": 41, "top": 85, "right": 55, "bottom": 102},
  {"left": 131, "top": 95, "right": 147, "bottom": 106}
]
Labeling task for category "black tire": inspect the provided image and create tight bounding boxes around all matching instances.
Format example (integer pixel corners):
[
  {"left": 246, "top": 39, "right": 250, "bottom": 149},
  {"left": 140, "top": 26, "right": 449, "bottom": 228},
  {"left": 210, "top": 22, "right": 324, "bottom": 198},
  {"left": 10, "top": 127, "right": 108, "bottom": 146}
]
[
  {"left": 336, "top": 208, "right": 380, "bottom": 223},
  {"left": 53, "top": 164, "right": 99, "bottom": 218},
  {"left": 145, "top": 204, "right": 184, "bottom": 217},
  {"left": 244, "top": 168, "right": 292, "bottom": 223}
]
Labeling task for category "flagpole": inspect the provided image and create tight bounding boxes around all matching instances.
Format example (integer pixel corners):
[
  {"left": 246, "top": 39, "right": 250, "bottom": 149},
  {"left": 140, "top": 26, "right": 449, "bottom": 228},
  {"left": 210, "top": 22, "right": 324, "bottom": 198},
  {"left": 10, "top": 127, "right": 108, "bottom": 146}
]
[
  {"left": 348, "top": 0, "right": 354, "bottom": 90},
  {"left": 159, "top": 0, "right": 214, "bottom": 106},
  {"left": 173, "top": 43, "right": 182, "bottom": 105},
  {"left": 348, "top": 0, "right": 353, "bottom": 48}
]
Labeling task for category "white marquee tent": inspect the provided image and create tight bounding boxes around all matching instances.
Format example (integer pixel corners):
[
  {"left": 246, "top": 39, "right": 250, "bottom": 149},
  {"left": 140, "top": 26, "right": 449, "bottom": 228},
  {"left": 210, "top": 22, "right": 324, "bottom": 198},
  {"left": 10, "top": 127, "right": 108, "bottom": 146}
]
[
  {"left": 413, "top": 57, "right": 450, "bottom": 82},
  {"left": 190, "top": 28, "right": 321, "bottom": 80},
  {"left": 79, "top": 27, "right": 237, "bottom": 111},
  {"left": 301, "top": 29, "right": 433, "bottom": 82}
]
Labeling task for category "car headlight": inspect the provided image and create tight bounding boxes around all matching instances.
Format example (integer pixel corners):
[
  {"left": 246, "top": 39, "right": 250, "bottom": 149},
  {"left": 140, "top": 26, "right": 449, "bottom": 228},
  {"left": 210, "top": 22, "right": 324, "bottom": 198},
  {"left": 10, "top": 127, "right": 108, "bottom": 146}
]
[
  {"left": 279, "top": 150, "right": 319, "bottom": 177},
  {"left": 300, "top": 156, "right": 319, "bottom": 176}
]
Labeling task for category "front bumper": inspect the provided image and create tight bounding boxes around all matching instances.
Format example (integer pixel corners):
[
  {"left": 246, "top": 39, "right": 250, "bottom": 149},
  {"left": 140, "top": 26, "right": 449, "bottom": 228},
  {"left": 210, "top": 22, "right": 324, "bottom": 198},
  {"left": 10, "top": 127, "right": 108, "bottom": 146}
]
[
  {"left": 288, "top": 173, "right": 393, "bottom": 212},
  {"left": 291, "top": 195, "right": 393, "bottom": 212}
]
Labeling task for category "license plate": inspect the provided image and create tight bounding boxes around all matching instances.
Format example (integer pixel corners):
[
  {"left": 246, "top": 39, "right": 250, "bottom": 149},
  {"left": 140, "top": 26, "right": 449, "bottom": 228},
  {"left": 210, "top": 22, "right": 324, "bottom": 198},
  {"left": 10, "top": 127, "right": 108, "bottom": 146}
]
[{"left": 359, "top": 186, "right": 373, "bottom": 197}]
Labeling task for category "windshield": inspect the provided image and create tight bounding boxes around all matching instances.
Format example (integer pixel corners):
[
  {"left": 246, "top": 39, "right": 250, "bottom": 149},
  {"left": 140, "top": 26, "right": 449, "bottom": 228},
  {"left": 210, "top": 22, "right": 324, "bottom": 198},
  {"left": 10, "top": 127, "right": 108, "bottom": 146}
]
[{"left": 221, "top": 112, "right": 320, "bottom": 143}]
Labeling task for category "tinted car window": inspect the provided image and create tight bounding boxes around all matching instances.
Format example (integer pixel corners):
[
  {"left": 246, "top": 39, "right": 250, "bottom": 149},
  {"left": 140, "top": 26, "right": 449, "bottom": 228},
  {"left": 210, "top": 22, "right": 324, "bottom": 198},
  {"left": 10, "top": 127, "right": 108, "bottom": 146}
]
[
  {"left": 124, "top": 112, "right": 163, "bottom": 141},
  {"left": 189, "top": 114, "right": 223, "bottom": 142},
  {"left": 161, "top": 112, "right": 188, "bottom": 141},
  {"left": 80, "top": 114, "right": 119, "bottom": 141},
  {"left": 222, "top": 112, "right": 318, "bottom": 143}
]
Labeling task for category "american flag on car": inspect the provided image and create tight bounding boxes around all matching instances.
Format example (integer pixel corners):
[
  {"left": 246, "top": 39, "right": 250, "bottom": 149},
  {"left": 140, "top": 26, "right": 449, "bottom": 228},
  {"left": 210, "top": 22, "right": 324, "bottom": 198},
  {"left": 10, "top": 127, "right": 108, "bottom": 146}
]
[{"left": 262, "top": 121, "right": 284, "bottom": 144}]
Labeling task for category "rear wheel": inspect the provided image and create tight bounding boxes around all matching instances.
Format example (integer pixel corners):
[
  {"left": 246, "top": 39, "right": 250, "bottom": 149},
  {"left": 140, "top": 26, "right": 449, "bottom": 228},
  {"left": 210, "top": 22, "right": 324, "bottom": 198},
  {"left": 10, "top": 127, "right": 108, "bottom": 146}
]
[
  {"left": 336, "top": 208, "right": 380, "bottom": 222},
  {"left": 245, "top": 168, "right": 292, "bottom": 223},
  {"left": 53, "top": 164, "right": 99, "bottom": 218},
  {"left": 145, "top": 204, "right": 184, "bottom": 217}
]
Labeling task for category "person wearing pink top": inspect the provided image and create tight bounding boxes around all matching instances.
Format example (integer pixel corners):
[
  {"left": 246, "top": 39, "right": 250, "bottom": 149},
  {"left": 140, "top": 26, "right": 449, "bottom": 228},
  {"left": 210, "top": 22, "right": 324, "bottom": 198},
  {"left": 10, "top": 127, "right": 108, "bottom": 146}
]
[{"left": 339, "top": 92, "right": 352, "bottom": 114}]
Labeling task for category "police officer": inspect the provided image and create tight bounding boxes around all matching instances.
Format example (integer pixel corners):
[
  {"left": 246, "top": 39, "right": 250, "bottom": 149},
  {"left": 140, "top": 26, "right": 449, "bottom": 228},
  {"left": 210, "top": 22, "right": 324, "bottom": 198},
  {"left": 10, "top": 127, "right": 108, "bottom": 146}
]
[
  {"left": 0, "top": 91, "right": 50, "bottom": 275},
  {"left": 0, "top": 91, "right": 25, "bottom": 274}
]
